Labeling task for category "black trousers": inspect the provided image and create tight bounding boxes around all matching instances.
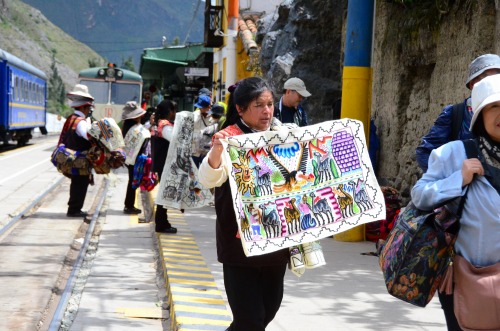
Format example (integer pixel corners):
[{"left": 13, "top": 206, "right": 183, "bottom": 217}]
[
  {"left": 67, "top": 174, "right": 90, "bottom": 214},
  {"left": 124, "top": 164, "right": 137, "bottom": 208},
  {"left": 223, "top": 263, "right": 287, "bottom": 331},
  {"left": 438, "top": 291, "right": 463, "bottom": 331}
]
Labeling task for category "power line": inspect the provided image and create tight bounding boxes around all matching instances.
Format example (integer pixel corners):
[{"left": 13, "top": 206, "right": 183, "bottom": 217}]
[{"left": 183, "top": 0, "right": 203, "bottom": 45}]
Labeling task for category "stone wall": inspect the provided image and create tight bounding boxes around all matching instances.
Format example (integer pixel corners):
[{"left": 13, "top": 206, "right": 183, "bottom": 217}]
[{"left": 372, "top": 1, "right": 497, "bottom": 199}]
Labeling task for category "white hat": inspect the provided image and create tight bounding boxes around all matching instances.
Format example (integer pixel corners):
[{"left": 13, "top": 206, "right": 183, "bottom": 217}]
[
  {"left": 67, "top": 84, "right": 94, "bottom": 101},
  {"left": 470, "top": 74, "right": 500, "bottom": 129},
  {"left": 122, "top": 101, "right": 146, "bottom": 120},
  {"left": 284, "top": 77, "right": 311, "bottom": 97}
]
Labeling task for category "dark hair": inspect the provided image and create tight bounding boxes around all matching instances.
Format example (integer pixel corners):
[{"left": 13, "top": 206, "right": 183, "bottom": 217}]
[
  {"left": 156, "top": 100, "right": 177, "bottom": 120},
  {"left": 471, "top": 113, "right": 487, "bottom": 138},
  {"left": 221, "top": 77, "right": 274, "bottom": 129}
]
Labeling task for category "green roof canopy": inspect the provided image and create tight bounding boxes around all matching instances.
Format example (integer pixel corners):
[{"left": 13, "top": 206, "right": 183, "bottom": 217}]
[{"left": 139, "top": 44, "right": 213, "bottom": 81}]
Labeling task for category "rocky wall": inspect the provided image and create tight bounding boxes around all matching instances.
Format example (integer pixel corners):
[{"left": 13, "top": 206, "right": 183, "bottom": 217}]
[
  {"left": 372, "top": 1, "right": 497, "bottom": 199},
  {"left": 259, "top": 0, "right": 347, "bottom": 124}
]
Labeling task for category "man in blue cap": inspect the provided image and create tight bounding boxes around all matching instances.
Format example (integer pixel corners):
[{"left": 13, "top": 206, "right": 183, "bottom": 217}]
[{"left": 192, "top": 94, "right": 212, "bottom": 167}]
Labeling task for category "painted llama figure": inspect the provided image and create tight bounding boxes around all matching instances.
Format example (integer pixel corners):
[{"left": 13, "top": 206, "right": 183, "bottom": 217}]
[
  {"left": 348, "top": 178, "right": 373, "bottom": 212},
  {"left": 259, "top": 203, "right": 281, "bottom": 238},
  {"left": 332, "top": 183, "right": 354, "bottom": 219}
]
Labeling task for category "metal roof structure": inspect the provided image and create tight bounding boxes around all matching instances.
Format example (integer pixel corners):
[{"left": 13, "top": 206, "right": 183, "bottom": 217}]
[{"left": 139, "top": 43, "right": 213, "bottom": 81}]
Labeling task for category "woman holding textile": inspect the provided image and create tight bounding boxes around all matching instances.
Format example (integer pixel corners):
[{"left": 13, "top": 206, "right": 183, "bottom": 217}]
[{"left": 198, "top": 77, "right": 289, "bottom": 331}]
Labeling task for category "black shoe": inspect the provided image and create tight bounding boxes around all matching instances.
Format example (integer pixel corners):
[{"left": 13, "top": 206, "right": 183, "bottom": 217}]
[
  {"left": 156, "top": 227, "right": 177, "bottom": 234},
  {"left": 124, "top": 207, "right": 142, "bottom": 214},
  {"left": 67, "top": 211, "right": 88, "bottom": 218}
]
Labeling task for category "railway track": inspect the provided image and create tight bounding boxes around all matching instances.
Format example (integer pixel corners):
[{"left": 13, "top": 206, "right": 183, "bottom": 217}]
[{"left": 0, "top": 152, "right": 110, "bottom": 330}]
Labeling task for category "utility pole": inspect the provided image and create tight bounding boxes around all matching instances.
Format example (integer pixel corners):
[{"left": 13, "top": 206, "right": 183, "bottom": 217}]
[
  {"left": 336, "top": 0, "right": 375, "bottom": 242},
  {"left": 340, "top": 0, "right": 375, "bottom": 140}
]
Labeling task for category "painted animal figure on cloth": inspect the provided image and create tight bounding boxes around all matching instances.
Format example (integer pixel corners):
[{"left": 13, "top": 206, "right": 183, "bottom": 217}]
[
  {"left": 233, "top": 151, "right": 256, "bottom": 196},
  {"left": 254, "top": 165, "right": 272, "bottom": 196},
  {"left": 348, "top": 178, "right": 373, "bottom": 212},
  {"left": 309, "top": 192, "right": 334, "bottom": 225},
  {"left": 259, "top": 204, "right": 281, "bottom": 238},
  {"left": 239, "top": 209, "right": 251, "bottom": 241},
  {"left": 312, "top": 151, "right": 333, "bottom": 184},
  {"left": 332, "top": 184, "right": 354, "bottom": 218},
  {"left": 283, "top": 198, "right": 301, "bottom": 234}
]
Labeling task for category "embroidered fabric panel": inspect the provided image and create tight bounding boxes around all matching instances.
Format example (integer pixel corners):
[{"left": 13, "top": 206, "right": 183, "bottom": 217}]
[
  {"left": 221, "top": 119, "right": 386, "bottom": 256},
  {"left": 88, "top": 118, "right": 124, "bottom": 151},
  {"left": 123, "top": 124, "right": 151, "bottom": 165},
  {"left": 156, "top": 111, "right": 213, "bottom": 209}
]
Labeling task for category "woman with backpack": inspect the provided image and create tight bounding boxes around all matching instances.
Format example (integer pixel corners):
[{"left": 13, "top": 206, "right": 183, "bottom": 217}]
[{"left": 411, "top": 74, "right": 500, "bottom": 331}]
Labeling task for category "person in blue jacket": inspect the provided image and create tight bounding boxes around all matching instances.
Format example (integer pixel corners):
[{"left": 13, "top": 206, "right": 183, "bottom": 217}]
[
  {"left": 411, "top": 74, "right": 500, "bottom": 331},
  {"left": 416, "top": 54, "right": 500, "bottom": 172}
]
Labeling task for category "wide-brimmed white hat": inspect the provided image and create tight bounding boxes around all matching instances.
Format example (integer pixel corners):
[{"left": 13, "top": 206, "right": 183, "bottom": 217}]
[
  {"left": 122, "top": 101, "right": 146, "bottom": 120},
  {"left": 67, "top": 84, "right": 94, "bottom": 101},
  {"left": 470, "top": 74, "right": 500, "bottom": 129}
]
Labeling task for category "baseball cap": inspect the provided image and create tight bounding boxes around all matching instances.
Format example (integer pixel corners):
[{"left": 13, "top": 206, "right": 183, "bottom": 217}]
[
  {"left": 466, "top": 54, "right": 500, "bottom": 89},
  {"left": 284, "top": 77, "right": 311, "bottom": 97},
  {"left": 194, "top": 94, "right": 211, "bottom": 109}
]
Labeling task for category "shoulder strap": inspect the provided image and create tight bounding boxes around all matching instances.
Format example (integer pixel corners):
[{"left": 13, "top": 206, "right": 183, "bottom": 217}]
[
  {"left": 463, "top": 139, "right": 478, "bottom": 159},
  {"left": 447, "top": 139, "right": 478, "bottom": 234},
  {"left": 450, "top": 103, "right": 465, "bottom": 141}
]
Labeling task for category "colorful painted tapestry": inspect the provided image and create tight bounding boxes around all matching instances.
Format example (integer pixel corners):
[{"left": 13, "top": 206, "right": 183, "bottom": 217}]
[
  {"left": 156, "top": 111, "right": 213, "bottom": 210},
  {"left": 221, "top": 119, "right": 386, "bottom": 256}
]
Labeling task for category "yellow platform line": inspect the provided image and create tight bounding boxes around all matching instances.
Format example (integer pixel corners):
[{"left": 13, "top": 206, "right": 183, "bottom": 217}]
[
  {"left": 156, "top": 209, "right": 230, "bottom": 331},
  {"left": 175, "top": 316, "right": 231, "bottom": 326},
  {"left": 170, "top": 286, "right": 223, "bottom": 296},
  {"left": 165, "top": 264, "right": 210, "bottom": 272},
  {"left": 168, "top": 277, "right": 218, "bottom": 287},
  {"left": 168, "top": 271, "right": 214, "bottom": 279},
  {"left": 171, "top": 295, "right": 227, "bottom": 306},
  {"left": 164, "top": 258, "right": 207, "bottom": 266},
  {"left": 173, "top": 304, "right": 231, "bottom": 316}
]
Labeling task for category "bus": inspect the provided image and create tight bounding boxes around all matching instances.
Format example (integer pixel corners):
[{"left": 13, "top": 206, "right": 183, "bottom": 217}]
[{"left": 78, "top": 64, "right": 143, "bottom": 124}]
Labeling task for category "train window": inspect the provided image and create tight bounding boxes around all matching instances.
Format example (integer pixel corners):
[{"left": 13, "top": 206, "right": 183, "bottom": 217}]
[
  {"left": 80, "top": 80, "right": 109, "bottom": 104},
  {"left": 13, "top": 76, "right": 18, "bottom": 101},
  {"left": 24, "top": 79, "right": 28, "bottom": 102},
  {"left": 111, "top": 82, "right": 141, "bottom": 105}
]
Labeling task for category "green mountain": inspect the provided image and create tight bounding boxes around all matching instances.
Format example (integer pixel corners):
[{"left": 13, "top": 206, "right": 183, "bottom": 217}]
[
  {"left": 21, "top": 0, "right": 205, "bottom": 68},
  {"left": 0, "top": 0, "right": 105, "bottom": 105}
]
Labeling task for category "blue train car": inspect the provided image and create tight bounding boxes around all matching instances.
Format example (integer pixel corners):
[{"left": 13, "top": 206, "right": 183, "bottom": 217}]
[{"left": 0, "top": 49, "right": 47, "bottom": 146}]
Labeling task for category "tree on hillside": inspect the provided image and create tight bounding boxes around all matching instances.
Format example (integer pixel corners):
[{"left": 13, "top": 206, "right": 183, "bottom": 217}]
[
  {"left": 88, "top": 58, "right": 104, "bottom": 68},
  {"left": 121, "top": 56, "right": 136, "bottom": 72},
  {"left": 48, "top": 51, "right": 70, "bottom": 117}
]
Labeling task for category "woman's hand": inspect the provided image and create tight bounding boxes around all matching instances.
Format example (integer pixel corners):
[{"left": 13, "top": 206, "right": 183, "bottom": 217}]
[
  {"left": 208, "top": 131, "right": 231, "bottom": 169},
  {"left": 462, "top": 158, "right": 484, "bottom": 186}
]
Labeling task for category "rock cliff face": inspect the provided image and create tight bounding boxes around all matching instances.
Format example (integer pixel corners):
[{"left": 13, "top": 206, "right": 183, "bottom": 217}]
[
  {"left": 372, "top": 1, "right": 496, "bottom": 199},
  {"left": 259, "top": 0, "right": 347, "bottom": 124},
  {"left": 260, "top": 0, "right": 498, "bottom": 200}
]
